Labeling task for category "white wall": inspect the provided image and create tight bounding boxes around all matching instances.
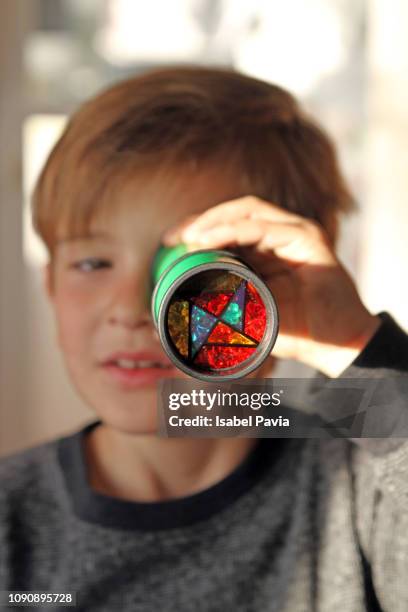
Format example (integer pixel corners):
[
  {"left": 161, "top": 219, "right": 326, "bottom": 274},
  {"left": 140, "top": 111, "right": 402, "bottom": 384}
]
[
  {"left": 360, "top": 0, "right": 408, "bottom": 329},
  {"left": 0, "top": 0, "right": 29, "bottom": 456}
]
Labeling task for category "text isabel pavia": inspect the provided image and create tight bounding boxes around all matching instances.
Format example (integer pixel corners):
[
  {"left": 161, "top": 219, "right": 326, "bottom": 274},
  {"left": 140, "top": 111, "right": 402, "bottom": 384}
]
[{"left": 167, "top": 389, "right": 289, "bottom": 428}]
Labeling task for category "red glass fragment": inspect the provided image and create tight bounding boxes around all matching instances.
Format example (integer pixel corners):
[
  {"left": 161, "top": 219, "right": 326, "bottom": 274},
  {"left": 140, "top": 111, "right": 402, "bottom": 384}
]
[
  {"left": 191, "top": 292, "right": 232, "bottom": 316},
  {"left": 194, "top": 345, "right": 256, "bottom": 369},
  {"left": 244, "top": 283, "right": 266, "bottom": 342},
  {"left": 207, "top": 322, "right": 256, "bottom": 346}
]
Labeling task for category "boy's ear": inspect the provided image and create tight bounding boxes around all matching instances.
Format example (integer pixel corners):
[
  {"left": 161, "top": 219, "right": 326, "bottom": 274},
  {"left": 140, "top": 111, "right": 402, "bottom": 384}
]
[{"left": 43, "top": 263, "right": 54, "bottom": 301}]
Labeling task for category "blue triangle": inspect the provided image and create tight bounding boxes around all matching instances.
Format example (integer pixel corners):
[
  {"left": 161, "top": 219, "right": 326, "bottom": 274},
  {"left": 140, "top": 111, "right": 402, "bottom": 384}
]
[
  {"left": 221, "top": 281, "right": 246, "bottom": 331},
  {"left": 190, "top": 306, "right": 217, "bottom": 358}
]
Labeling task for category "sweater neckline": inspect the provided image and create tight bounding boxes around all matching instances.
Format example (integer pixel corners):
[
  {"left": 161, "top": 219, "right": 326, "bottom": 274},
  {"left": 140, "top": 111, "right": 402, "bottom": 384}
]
[{"left": 58, "top": 421, "right": 285, "bottom": 531}]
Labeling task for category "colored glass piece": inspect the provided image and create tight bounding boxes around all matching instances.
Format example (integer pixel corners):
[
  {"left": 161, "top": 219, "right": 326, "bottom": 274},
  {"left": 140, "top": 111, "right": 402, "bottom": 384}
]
[
  {"left": 201, "top": 272, "right": 243, "bottom": 294},
  {"left": 191, "top": 292, "right": 232, "bottom": 316},
  {"left": 207, "top": 322, "right": 256, "bottom": 346},
  {"left": 220, "top": 281, "right": 246, "bottom": 330},
  {"left": 190, "top": 306, "right": 217, "bottom": 357},
  {"left": 194, "top": 345, "right": 256, "bottom": 369},
  {"left": 244, "top": 283, "right": 267, "bottom": 342},
  {"left": 167, "top": 300, "right": 189, "bottom": 357}
]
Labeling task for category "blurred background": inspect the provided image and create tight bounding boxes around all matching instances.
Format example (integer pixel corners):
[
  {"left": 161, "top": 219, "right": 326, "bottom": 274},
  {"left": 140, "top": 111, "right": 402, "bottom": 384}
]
[{"left": 1, "top": 0, "right": 407, "bottom": 456}]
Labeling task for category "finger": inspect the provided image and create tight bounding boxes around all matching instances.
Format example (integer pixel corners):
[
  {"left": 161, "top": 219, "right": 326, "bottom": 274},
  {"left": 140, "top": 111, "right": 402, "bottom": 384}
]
[
  {"left": 183, "top": 196, "right": 301, "bottom": 241},
  {"left": 184, "top": 219, "right": 334, "bottom": 266},
  {"left": 257, "top": 223, "right": 334, "bottom": 266},
  {"left": 182, "top": 219, "right": 265, "bottom": 247},
  {"left": 161, "top": 214, "right": 200, "bottom": 246},
  {"left": 183, "top": 220, "right": 298, "bottom": 251}
]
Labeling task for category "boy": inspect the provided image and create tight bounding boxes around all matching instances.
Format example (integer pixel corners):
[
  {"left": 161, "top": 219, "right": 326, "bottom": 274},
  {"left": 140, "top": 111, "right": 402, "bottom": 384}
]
[{"left": 1, "top": 67, "right": 407, "bottom": 611}]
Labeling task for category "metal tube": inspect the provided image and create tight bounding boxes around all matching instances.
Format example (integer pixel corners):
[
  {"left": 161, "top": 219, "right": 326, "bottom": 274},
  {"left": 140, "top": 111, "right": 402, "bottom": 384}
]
[{"left": 151, "top": 245, "right": 279, "bottom": 381}]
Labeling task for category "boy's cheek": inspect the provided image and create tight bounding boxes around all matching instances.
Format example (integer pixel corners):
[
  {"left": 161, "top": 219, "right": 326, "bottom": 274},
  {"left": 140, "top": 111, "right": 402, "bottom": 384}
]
[{"left": 52, "top": 300, "right": 92, "bottom": 354}]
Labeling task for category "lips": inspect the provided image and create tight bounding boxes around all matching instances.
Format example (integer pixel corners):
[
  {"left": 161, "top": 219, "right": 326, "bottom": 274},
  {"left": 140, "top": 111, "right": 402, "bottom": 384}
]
[
  {"left": 99, "top": 351, "right": 178, "bottom": 389},
  {"left": 102, "top": 350, "right": 173, "bottom": 368}
]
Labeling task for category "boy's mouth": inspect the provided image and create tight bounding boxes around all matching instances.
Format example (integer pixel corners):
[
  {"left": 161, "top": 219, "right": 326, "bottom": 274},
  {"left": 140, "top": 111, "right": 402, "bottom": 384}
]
[
  {"left": 110, "top": 358, "right": 173, "bottom": 370},
  {"left": 100, "top": 351, "right": 177, "bottom": 387},
  {"left": 102, "top": 350, "right": 174, "bottom": 369}
]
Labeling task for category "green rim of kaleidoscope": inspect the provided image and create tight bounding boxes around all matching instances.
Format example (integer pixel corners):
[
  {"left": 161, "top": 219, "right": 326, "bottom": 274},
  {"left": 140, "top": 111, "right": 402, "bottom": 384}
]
[{"left": 151, "top": 246, "right": 238, "bottom": 322}]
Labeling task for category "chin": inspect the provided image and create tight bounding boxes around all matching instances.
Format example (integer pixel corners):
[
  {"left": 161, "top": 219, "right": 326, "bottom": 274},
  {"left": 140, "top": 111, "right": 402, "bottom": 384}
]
[
  {"left": 77, "top": 383, "right": 161, "bottom": 435},
  {"left": 98, "top": 404, "right": 160, "bottom": 436}
]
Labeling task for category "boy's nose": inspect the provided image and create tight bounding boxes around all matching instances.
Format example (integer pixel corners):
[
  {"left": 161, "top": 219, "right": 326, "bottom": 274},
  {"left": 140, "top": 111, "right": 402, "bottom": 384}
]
[{"left": 106, "top": 276, "right": 152, "bottom": 330}]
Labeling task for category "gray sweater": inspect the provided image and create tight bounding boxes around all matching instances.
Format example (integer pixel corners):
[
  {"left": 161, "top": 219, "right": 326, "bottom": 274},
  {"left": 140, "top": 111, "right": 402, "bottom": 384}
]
[{"left": 0, "top": 313, "right": 407, "bottom": 611}]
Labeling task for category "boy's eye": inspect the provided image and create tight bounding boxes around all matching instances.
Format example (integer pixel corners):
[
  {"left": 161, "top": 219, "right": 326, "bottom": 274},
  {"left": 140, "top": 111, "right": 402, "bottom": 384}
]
[{"left": 72, "top": 258, "right": 112, "bottom": 272}]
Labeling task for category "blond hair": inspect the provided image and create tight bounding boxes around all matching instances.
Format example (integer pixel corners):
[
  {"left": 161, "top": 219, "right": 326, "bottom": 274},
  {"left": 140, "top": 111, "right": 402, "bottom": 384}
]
[{"left": 32, "top": 66, "right": 354, "bottom": 255}]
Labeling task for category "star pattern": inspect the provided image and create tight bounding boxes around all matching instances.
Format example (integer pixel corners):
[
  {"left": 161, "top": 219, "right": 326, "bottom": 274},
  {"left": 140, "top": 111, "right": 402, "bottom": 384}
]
[{"left": 167, "top": 279, "right": 267, "bottom": 370}]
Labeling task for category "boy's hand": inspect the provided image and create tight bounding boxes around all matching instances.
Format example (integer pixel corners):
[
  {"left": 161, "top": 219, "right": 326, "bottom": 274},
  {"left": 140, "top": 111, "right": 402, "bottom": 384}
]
[{"left": 162, "top": 196, "right": 381, "bottom": 378}]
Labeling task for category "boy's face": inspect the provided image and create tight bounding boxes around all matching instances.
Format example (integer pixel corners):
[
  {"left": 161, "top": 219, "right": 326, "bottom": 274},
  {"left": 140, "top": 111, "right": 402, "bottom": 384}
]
[{"left": 47, "top": 165, "right": 255, "bottom": 434}]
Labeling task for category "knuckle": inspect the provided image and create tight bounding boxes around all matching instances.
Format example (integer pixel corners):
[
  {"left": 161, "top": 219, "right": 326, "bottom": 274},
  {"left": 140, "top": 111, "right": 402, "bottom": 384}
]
[
  {"left": 304, "top": 218, "right": 323, "bottom": 238},
  {"left": 243, "top": 195, "right": 261, "bottom": 206}
]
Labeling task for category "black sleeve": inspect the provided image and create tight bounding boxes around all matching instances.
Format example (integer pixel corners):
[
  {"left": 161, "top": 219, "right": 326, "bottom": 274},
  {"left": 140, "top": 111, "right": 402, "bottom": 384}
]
[{"left": 343, "top": 311, "right": 408, "bottom": 375}]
